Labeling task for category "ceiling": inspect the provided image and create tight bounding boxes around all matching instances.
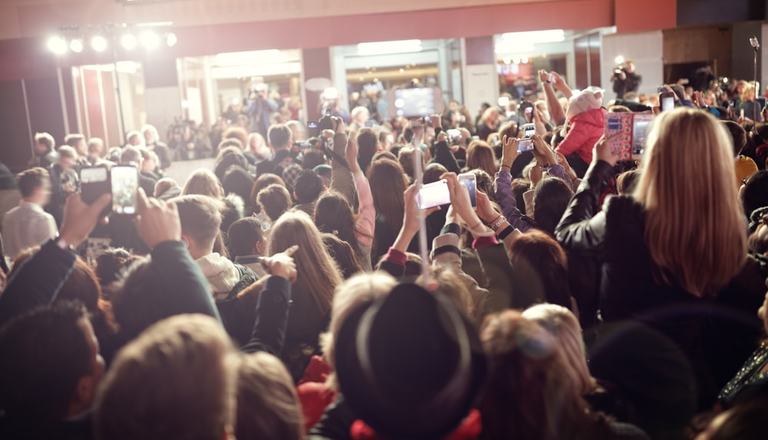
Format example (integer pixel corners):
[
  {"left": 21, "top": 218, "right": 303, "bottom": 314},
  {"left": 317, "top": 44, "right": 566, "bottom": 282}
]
[{"left": 0, "top": 0, "right": 559, "bottom": 40}]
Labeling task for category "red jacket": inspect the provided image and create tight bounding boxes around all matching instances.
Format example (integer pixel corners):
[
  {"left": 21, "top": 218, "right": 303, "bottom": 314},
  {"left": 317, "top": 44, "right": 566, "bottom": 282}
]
[{"left": 556, "top": 108, "right": 605, "bottom": 164}]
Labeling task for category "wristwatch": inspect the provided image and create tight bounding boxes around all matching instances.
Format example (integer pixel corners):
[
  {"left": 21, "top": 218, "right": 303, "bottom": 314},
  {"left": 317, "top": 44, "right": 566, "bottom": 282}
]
[{"left": 55, "top": 236, "right": 75, "bottom": 252}]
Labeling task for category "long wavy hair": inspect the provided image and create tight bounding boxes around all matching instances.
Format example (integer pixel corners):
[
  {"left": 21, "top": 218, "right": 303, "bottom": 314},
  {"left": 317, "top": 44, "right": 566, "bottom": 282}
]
[
  {"left": 314, "top": 192, "right": 361, "bottom": 257},
  {"left": 367, "top": 159, "right": 407, "bottom": 228},
  {"left": 268, "top": 211, "right": 342, "bottom": 316},
  {"left": 634, "top": 108, "right": 747, "bottom": 297}
]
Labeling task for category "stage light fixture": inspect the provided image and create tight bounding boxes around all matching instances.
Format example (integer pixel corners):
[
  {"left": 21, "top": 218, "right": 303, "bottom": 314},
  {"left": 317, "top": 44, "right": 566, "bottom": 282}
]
[
  {"left": 91, "top": 35, "right": 108, "bottom": 52},
  {"left": 121, "top": 33, "right": 138, "bottom": 50},
  {"left": 47, "top": 35, "right": 68, "bottom": 55},
  {"left": 166, "top": 32, "right": 177, "bottom": 47},
  {"left": 69, "top": 38, "right": 84, "bottom": 53},
  {"left": 139, "top": 30, "right": 160, "bottom": 50}
]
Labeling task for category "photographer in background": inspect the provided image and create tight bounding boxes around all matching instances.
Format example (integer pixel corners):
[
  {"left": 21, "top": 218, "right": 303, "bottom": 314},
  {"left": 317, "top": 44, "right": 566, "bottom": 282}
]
[
  {"left": 246, "top": 83, "right": 279, "bottom": 137},
  {"left": 611, "top": 60, "right": 642, "bottom": 99}
]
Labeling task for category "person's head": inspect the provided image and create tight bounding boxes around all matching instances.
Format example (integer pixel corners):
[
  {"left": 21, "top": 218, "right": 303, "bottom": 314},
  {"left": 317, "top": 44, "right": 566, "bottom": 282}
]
[
  {"left": 65, "top": 134, "right": 87, "bottom": 156},
  {"left": 397, "top": 147, "right": 417, "bottom": 182},
  {"left": 301, "top": 149, "right": 326, "bottom": 170},
  {"left": 523, "top": 304, "right": 595, "bottom": 395},
  {"left": 268, "top": 124, "right": 292, "bottom": 150},
  {"left": 173, "top": 195, "right": 223, "bottom": 259},
  {"left": 34, "top": 132, "right": 55, "bottom": 155},
  {"left": 94, "top": 248, "right": 140, "bottom": 294},
  {"left": 742, "top": 170, "right": 768, "bottom": 218},
  {"left": 314, "top": 191, "right": 359, "bottom": 254},
  {"left": 247, "top": 132, "right": 267, "bottom": 156},
  {"left": 57, "top": 146, "right": 78, "bottom": 170},
  {"left": 696, "top": 399, "right": 768, "bottom": 440},
  {"left": 16, "top": 167, "right": 51, "bottom": 205},
  {"left": 322, "top": 233, "right": 363, "bottom": 279},
  {"left": 293, "top": 169, "right": 324, "bottom": 205},
  {"left": 154, "top": 177, "right": 181, "bottom": 200},
  {"left": 223, "top": 127, "right": 249, "bottom": 150},
  {"left": 227, "top": 217, "right": 266, "bottom": 259},
  {"left": 508, "top": 230, "right": 572, "bottom": 309},
  {"left": 423, "top": 162, "right": 448, "bottom": 184},
  {"left": 532, "top": 177, "right": 573, "bottom": 235},
  {"left": 422, "top": 266, "right": 475, "bottom": 320},
  {"left": 350, "top": 106, "right": 370, "bottom": 125},
  {"left": 466, "top": 141, "right": 497, "bottom": 176},
  {"left": 183, "top": 169, "right": 225, "bottom": 199},
  {"left": 368, "top": 159, "right": 407, "bottom": 224},
  {"left": 0, "top": 301, "right": 104, "bottom": 421},
  {"left": 616, "top": 169, "right": 641, "bottom": 195},
  {"left": 88, "top": 137, "right": 105, "bottom": 158},
  {"left": 321, "top": 272, "right": 398, "bottom": 388},
  {"left": 119, "top": 146, "right": 142, "bottom": 168},
  {"left": 333, "top": 283, "right": 486, "bottom": 439},
  {"left": 481, "top": 106, "right": 500, "bottom": 127},
  {"left": 141, "top": 124, "right": 160, "bottom": 145},
  {"left": 480, "top": 310, "right": 588, "bottom": 439},
  {"left": 313, "top": 164, "right": 332, "bottom": 188},
  {"left": 125, "top": 131, "right": 142, "bottom": 147},
  {"left": 235, "top": 352, "right": 303, "bottom": 440},
  {"left": 94, "top": 314, "right": 237, "bottom": 440},
  {"left": 250, "top": 174, "right": 285, "bottom": 209},
  {"left": 222, "top": 166, "right": 254, "bottom": 205},
  {"left": 722, "top": 120, "right": 747, "bottom": 156},
  {"left": 256, "top": 184, "right": 291, "bottom": 222},
  {"left": 741, "top": 81, "right": 757, "bottom": 102},
  {"left": 268, "top": 211, "right": 342, "bottom": 318},
  {"left": 356, "top": 128, "right": 378, "bottom": 172},
  {"left": 634, "top": 108, "right": 747, "bottom": 296}
]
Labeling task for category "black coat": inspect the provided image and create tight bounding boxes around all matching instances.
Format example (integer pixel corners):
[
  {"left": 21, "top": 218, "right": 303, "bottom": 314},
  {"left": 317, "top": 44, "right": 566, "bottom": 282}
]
[{"left": 556, "top": 160, "right": 766, "bottom": 409}]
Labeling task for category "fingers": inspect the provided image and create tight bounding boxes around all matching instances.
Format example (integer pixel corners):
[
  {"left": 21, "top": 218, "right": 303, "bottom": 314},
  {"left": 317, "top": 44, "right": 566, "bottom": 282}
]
[
  {"left": 424, "top": 206, "right": 440, "bottom": 217},
  {"left": 404, "top": 184, "right": 418, "bottom": 200},
  {"left": 283, "top": 245, "right": 299, "bottom": 257},
  {"left": 137, "top": 188, "right": 150, "bottom": 213},
  {"left": 90, "top": 193, "right": 112, "bottom": 214}
]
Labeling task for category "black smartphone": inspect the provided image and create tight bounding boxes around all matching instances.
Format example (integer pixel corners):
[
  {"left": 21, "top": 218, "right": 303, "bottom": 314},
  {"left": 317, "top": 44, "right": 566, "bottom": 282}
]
[
  {"left": 80, "top": 165, "right": 110, "bottom": 204},
  {"left": 110, "top": 165, "right": 139, "bottom": 215}
]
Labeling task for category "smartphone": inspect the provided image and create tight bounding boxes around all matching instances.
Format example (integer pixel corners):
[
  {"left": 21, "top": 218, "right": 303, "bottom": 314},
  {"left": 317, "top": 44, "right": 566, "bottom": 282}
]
[
  {"left": 521, "top": 123, "right": 536, "bottom": 139},
  {"left": 80, "top": 165, "right": 110, "bottom": 204},
  {"left": 498, "top": 96, "right": 510, "bottom": 107},
  {"left": 548, "top": 72, "right": 555, "bottom": 83},
  {"left": 417, "top": 180, "right": 450, "bottom": 209},
  {"left": 659, "top": 90, "right": 676, "bottom": 112},
  {"left": 446, "top": 128, "right": 462, "bottom": 144},
  {"left": 307, "top": 120, "right": 320, "bottom": 137},
  {"left": 458, "top": 172, "right": 477, "bottom": 208},
  {"left": 740, "top": 108, "right": 746, "bottom": 119},
  {"left": 110, "top": 165, "right": 139, "bottom": 215},
  {"left": 517, "top": 139, "right": 535, "bottom": 153}
]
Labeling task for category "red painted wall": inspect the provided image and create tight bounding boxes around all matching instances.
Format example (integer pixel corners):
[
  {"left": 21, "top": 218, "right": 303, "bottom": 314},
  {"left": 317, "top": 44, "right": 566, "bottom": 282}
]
[{"left": 615, "top": 0, "right": 677, "bottom": 33}]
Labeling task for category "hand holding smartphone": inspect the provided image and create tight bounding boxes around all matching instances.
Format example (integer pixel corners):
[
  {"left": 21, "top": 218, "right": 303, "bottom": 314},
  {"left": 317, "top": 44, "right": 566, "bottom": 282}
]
[
  {"left": 80, "top": 165, "right": 139, "bottom": 215},
  {"left": 416, "top": 173, "right": 477, "bottom": 209}
]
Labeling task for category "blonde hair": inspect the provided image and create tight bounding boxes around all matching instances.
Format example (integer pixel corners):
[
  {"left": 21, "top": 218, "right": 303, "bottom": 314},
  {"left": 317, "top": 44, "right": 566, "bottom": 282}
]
[
  {"left": 94, "top": 314, "right": 237, "bottom": 440},
  {"left": 522, "top": 303, "right": 596, "bottom": 395},
  {"left": 633, "top": 108, "right": 747, "bottom": 296},
  {"left": 236, "top": 352, "right": 303, "bottom": 440},
  {"left": 321, "top": 272, "right": 397, "bottom": 389},
  {"left": 183, "top": 169, "right": 224, "bottom": 199},
  {"left": 268, "top": 211, "right": 343, "bottom": 316}
]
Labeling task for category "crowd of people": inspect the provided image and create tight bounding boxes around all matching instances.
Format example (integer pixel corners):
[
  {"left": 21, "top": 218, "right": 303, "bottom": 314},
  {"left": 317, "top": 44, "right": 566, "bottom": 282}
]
[{"left": 1, "top": 62, "right": 768, "bottom": 440}]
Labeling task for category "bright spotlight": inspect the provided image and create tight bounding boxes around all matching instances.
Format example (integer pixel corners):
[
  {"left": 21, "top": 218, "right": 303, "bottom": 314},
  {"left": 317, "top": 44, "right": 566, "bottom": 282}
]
[
  {"left": 614, "top": 55, "right": 625, "bottom": 65},
  {"left": 166, "top": 32, "right": 177, "bottom": 47},
  {"left": 90, "top": 35, "right": 108, "bottom": 52},
  {"left": 69, "top": 38, "right": 84, "bottom": 53},
  {"left": 139, "top": 30, "right": 160, "bottom": 50},
  {"left": 120, "top": 33, "right": 137, "bottom": 50},
  {"left": 46, "top": 36, "right": 68, "bottom": 55}
]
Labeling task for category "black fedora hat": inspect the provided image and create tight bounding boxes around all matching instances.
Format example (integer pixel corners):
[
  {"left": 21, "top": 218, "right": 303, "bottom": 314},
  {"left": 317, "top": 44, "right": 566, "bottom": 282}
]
[{"left": 334, "top": 283, "right": 487, "bottom": 439}]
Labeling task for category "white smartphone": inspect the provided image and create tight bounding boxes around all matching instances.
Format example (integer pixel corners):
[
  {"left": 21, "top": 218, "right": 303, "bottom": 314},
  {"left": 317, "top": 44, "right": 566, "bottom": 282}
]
[
  {"left": 110, "top": 165, "right": 139, "bottom": 215},
  {"left": 521, "top": 123, "right": 536, "bottom": 138},
  {"left": 417, "top": 180, "right": 450, "bottom": 209}
]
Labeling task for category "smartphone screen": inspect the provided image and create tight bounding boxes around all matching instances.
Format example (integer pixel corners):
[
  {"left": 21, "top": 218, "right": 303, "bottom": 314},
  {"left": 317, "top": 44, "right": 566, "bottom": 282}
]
[
  {"left": 111, "top": 166, "right": 138, "bottom": 215},
  {"left": 631, "top": 115, "right": 654, "bottom": 155},
  {"left": 517, "top": 139, "right": 534, "bottom": 153},
  {"left": 80, "top": 166, "right": 109, "bottom": 204},
  {"left": 458, "top": 173, "right": 477, "bottom": 208},
  {"left": 521, "top": 123, "right": 536, "bottom": 138},
  {"left": 661, "top": 96, "right": 675, "bottom": 112},
  {"left": 417, "top": 180, "right": 450, "bottom": 209}
]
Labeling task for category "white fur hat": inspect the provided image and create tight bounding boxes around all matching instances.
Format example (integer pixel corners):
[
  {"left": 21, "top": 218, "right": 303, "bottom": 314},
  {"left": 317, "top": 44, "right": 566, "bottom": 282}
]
[{"left": 566, "top": 87, "right": 604, "bottom": 121}]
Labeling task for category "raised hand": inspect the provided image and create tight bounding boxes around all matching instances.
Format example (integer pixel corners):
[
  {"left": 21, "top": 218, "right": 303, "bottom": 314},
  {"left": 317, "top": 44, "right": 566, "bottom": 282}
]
[
  {"left": 475, "top": 190, "right": 499, "bottom": 224},
  {"left": 345, "top": 135, "right": 360, "bottom": 173},
  {"left": 538, "top": 69, "right": 550, "bottom": 83},
  {"left": 594, "top": 135, "right": 620, "bottom": 167},
  {"left": 501, "top": 135, "right": 519, "bottom": 169},
  {"left": 532, "top": 135, "right": 557, "bottom": 167},
  {"left": 59, "top": 193, "right": 112, "bottom": 248},
  {"left": 262, "top": 245, "right": 298, "bottom": 282},
  {"left": 135, "top": 188, "right": 181, "bottom": 249}
]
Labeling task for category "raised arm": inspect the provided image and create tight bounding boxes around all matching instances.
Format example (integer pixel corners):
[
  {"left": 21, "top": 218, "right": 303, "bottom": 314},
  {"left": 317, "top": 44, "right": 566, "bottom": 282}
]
[
  {"left": 539, "top": 70, "right": 566, "bottom": 126},
  {"left": 494, "top": 136, "right": 535, "bottom": 232},
  {"left": 0, "top": 193, "right": 111, "bottom": 326},
  {"left": 555, "top": 138, "right": 618, "bottom": 254},
  {"left": 329, "top": 127, "right": 357, "bottom": 208}
]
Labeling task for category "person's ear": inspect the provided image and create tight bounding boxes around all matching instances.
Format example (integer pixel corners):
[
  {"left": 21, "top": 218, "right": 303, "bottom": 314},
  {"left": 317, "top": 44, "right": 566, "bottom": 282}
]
[
  {"left": 180, "top": 235, "right": 191, "bottom": 249},
  {"left": 69, "top": 374, "right": 96, "bottom": 416},
  {"left": 255, "top": 240, "right": 266, "bottom": 256}
]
